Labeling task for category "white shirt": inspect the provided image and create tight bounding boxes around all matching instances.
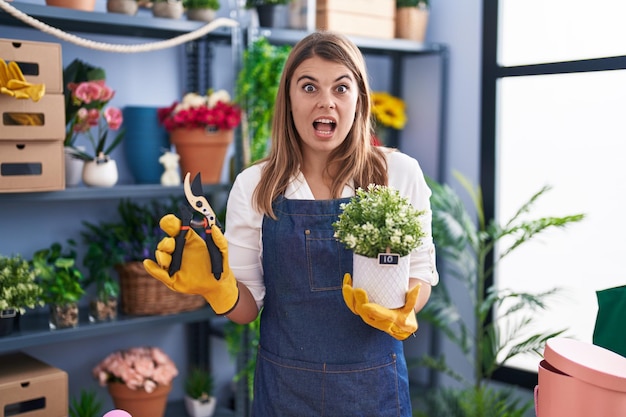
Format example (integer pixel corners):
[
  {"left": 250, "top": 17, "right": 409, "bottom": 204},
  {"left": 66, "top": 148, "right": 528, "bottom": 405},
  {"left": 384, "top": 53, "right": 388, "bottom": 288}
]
[{"left": 224, "top": 149, "right": 439, "bottom": 309}]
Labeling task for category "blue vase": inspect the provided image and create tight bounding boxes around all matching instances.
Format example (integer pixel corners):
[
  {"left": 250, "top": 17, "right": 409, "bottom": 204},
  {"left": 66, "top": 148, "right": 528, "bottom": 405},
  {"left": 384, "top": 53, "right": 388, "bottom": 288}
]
[{"left": 123, "top": 106, "right": 170, "bottom": 184}]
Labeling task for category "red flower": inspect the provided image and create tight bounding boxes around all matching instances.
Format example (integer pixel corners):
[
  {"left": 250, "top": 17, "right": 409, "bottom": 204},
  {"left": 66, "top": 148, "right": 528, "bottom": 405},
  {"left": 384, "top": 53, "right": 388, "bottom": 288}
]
[{"left": 158, "top": 90, "right": 241, "bottom": 132}]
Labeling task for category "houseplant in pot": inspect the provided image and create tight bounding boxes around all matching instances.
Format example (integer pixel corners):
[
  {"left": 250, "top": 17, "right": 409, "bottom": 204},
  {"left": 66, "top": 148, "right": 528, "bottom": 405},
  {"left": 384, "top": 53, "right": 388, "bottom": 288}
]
[
  {"left": 70, "top": 389, "right": 103, "bottom": 417},
  {"left": 32, "top": 241, "right": 86, "bottom": 329},
  {"left": 395, "top": 0, "right": 430, "bottom": 42},
  {"left": 81, "top": 198, "right": 206, "bottom": 316},
  {"left": 0, "top": 254, "right": 44, "bottom": 336},
  {"left": 80, "top": 238, "right": 120, "bottom": 323},
  {"left": 158, "top": 89, "right": 241, "bottom": 184},
  {"left": 65, "top": 63, "right": 124, "bottom": 188},
  {"left": 332, "top": 184, "right": 426, "bottom": 308},
  {"left": 93, "top": 346, "right": 179, "bottom": 417},
  {"left": 152, "top": 0, "right": 184, "bottom": 19},
  {"left": 245, "top": 0, "right": 292, "bottom": 28},
  {"left": 63, "top": 59, "right": 106, "bottom": 187},
  {"left": 184, "top": 367, "right": 216, "bottom": 417},
  {"left": 410, "top": 172, "right": 585, "bottom": 416},
  {"left": 183, "top": 0, "right": 219, "bottom": 22}
]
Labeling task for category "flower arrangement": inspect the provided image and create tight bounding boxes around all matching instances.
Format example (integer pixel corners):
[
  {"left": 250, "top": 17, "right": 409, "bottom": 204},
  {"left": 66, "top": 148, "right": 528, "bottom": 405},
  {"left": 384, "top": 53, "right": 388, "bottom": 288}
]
[
  {"left": 371, "top": 91, "right": 407, "bottom": 130},
  {"left": 157, "top": 89, "right": 241, "bottom": 132},
  {"left": 65, "top": 76, "right": 124, "bottom": 162},
  {"left": 0, "top": 254, "right": 44, "bottom": 313},
  {"left": 333, "top": 184, "right": 425, "bottom": 258},
  {"left": 93, "top": 346, "right": 179, "bottom": 393}
]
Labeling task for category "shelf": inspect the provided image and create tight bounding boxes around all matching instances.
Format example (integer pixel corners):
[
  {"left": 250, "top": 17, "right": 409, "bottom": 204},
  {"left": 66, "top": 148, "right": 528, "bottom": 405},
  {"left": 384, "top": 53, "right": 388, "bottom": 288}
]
[
  {"left": 0, "top": 2, "right": 234, "bottom": 40},
  {"left": 0, "top": 183, "right": 231, "bottom": 202},
  {"left": 249, "top": 26, "right": 447, "bottom": 56},
  {"left": 0, "top": 306, "right": 216, "bottom": 354}
]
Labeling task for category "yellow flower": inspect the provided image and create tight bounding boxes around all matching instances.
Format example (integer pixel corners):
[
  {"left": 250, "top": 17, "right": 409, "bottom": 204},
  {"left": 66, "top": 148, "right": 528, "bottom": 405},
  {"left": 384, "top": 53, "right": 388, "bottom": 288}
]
[{"left": 371, "top": 92, "right": 407, "bottom": 130}]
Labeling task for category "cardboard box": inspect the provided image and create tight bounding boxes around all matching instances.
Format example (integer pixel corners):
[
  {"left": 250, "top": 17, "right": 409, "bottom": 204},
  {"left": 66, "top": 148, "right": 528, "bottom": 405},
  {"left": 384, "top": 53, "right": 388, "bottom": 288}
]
[
  {"left": 0, "top": 352, "right": 68, "bottom": 417},
  {"left": 0, "top": 139, "right": 65, "bottom": 192},
  {"left": 0, "top": 94, "right": 65, "bottom": 141},
  {"left": 0, "top": 38, "right": 63, "bottom": 94},
  {"left": 316, "top": 0, "right": 395, "bottom": 39}
]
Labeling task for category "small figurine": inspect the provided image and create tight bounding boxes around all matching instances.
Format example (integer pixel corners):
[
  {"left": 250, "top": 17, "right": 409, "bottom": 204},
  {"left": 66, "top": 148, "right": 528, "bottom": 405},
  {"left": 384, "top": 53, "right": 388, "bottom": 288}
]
[{"left": 159, "top": 151, "right": 181, "bottom": 186}]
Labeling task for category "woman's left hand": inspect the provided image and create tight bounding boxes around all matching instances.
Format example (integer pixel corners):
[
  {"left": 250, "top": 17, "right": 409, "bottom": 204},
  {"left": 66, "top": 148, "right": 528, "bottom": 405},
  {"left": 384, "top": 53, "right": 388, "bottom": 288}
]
[{"left": 342, "top": 274, "right": 420, "bottom": 340}]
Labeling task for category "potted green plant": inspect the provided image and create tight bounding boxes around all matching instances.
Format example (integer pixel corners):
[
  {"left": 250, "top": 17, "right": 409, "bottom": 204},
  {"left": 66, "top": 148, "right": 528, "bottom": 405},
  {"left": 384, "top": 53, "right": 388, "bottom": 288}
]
[
  {"left": 246, "top": 0, "right": 293, "bottom": 28},
  {"left": 411, "top": 172, "right": 585, "bottom": 416},
  {"left": 183, "top": 0, "right": 219, "bottom": 21},
  {"left": 395, "top": 0, "right": 430, "bottom": 42},
  {"left": 70, "top": 389, "right": 103, "bottom": 417},
  {"left": 0, "top": 254, "right": 44, "bottom": 336},
  {"left": 235, "top": 37, "right": 291, "bottom": 164},
  {"left": 81, "top": 239, "right": 120, "bottom": 323},
  {"left": 184, "top": 367, "right": 216, "bottom": 417},
  {"left": 32, "top": 241, "right": 86, "bottom": 330}
]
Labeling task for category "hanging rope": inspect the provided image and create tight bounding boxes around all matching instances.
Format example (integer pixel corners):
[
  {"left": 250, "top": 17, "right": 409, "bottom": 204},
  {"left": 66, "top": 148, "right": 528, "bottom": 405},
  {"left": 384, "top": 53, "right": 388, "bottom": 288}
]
[{"left": 0, "top": 0, "right": 239, "bottom": 53}]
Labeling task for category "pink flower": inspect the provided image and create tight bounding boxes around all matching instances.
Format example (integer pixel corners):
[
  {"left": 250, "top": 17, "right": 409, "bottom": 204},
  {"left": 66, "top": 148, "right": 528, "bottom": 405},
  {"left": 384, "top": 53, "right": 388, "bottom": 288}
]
[
  {"left": 104, "top": 107, "right": 123, "bottom": 130},
  {"left": 93, "top": 347, "right": 178, "bottom": 393}
]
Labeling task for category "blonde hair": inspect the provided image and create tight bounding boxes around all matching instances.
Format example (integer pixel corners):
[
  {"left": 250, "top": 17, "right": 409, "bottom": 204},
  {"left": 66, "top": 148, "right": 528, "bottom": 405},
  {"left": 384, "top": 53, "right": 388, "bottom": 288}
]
[{"left": 253, "top": 31, "right": 388, "bottom": 218}]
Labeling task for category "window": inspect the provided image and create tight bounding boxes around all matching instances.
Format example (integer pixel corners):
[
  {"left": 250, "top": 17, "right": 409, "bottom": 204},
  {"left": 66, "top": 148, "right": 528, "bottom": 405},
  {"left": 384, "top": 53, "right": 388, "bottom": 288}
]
[{"left": 483, "top": 0, "right": 626, "bottom": 383}]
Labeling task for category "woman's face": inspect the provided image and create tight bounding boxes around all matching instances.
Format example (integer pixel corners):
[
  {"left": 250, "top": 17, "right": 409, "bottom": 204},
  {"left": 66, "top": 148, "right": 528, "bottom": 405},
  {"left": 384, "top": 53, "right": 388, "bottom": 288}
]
[{"left": 289, "top": 55, "right": 359, "bottom": 158}]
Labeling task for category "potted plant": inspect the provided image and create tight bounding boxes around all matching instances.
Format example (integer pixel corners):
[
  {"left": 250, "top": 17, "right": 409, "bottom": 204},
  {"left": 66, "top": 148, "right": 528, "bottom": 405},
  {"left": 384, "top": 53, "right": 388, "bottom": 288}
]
[
  {"left": 0, "top": 254, "right": 44, "bottom": 336},
  {"left": 70, "top": 389, "right": 104, "bottom": 417},
  {"left": 184, "top": 367, "right": 217, "bottom": 417},
  {"left": 32, "top": 241, "right": 86, "bottom": 330},
  {"left": 64, "top": 61, "right": 124, "bottom": 187},
  {"left": 411, "top": 172, "right": 585, "bottom": 416},
  {"left": 245, "top": 0, "right": 293, "bottom": 28},
  {"left": 183, "top": 0, "right": 219, "bottom": 21},
  {"left": 158, "top": 89, "right": 241, "bottom": 183},
  {"left": 370, "top": 91, "right": 407, "bottom": 146},
  {"left": 395, "top": 0, "right": 430, "bottom": 42},
  {"left": 332, "top": 184, "right": 426, "bottom": 308},
  {"left": 235, "top": 37, "right": 291, "bottom": 164},
  {"left": 93, "top": 346, "right": 179, "bottom": 417},
  {"left": 81, "top": 239, "right": 120, "bottom": 323}
]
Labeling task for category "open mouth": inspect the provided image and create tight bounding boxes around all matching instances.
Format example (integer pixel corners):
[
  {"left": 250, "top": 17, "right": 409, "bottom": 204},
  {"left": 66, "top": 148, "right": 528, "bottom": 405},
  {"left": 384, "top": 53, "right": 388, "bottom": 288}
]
[{"left": 313, "top": 118, "right": 336, "bottom": 133}]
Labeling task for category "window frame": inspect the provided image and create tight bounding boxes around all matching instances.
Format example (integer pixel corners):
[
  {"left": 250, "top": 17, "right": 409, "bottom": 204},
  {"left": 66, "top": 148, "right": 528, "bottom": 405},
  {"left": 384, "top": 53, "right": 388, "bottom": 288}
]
[{"left": 480, "top": 1, "right": 626, "bottom": 389}]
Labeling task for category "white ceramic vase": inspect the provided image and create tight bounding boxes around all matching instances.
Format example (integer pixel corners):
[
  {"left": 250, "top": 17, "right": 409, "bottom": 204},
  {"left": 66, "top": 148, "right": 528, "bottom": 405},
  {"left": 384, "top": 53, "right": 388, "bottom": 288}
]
[
  {"left": 352, "top": 253, "right": 410, "bottom": 309},
  {"left": 82, "top": 157, "right": 119, "bottom": 188},
  {"left": 64, "top": 146, "right": 84, "bottom": 187},
  {"left": 184, "top": 395, "right": 216, "bottom": 417}
]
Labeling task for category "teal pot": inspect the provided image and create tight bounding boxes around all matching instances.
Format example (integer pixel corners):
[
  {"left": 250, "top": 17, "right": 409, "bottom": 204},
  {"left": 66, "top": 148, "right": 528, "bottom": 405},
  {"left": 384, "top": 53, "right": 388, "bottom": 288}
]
[
  {"left": 123, "top": 106, "right": 170, "bottom": 184},
  {"left": 0, "top": 309, "right": 18, "bottom": 337}
]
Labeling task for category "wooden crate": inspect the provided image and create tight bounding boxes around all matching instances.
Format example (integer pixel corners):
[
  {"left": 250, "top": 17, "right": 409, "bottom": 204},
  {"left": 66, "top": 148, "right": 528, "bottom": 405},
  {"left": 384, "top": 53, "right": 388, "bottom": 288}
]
[{"left": 316, "top": 0, "right": 395, "bottom": 39}]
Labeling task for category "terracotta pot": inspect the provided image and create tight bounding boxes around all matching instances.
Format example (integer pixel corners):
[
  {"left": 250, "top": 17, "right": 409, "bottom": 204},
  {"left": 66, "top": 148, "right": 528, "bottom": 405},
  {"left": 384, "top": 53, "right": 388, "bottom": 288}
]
[
  {"left": 395, "top": 7, "right": 429, "bottom": 42},
  {"left": 45, "top": 0, "right": 96, "bottom": 11},
  {"left": 107, "top": 383, "right": 171, "bottom": 417},
  {"left": 170, "top": 128, "right": 233, "bottom": 184}
]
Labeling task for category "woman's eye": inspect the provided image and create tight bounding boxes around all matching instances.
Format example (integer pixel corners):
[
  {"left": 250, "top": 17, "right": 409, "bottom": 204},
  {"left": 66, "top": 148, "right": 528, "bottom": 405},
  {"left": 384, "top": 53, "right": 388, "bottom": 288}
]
[
  {"left": 304, "top": 84, "right": 316, "bottom": 93},
  {"left": 336, "top": 85, "right": 348, "bottom": 93}
]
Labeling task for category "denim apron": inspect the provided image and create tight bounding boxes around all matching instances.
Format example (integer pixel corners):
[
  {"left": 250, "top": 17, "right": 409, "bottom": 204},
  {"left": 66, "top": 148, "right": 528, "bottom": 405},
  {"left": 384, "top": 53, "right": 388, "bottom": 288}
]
[{"left": 253, "top": 196, "right": 411, "bottom": 417}]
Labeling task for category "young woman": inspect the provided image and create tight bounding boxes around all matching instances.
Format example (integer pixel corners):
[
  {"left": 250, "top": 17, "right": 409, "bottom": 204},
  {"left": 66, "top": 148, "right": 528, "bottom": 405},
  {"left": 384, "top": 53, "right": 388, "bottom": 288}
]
[{"left": 145, "top": 31, "right": 438, "bottom": 416}]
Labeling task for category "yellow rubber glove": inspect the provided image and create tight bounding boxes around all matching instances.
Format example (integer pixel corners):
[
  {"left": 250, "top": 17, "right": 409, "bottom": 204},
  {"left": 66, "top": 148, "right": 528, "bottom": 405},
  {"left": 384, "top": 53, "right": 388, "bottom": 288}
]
[
  {"left": 342, "top": 274, "right": 420, "bottom": 341},
  {"left": 0, "top": 59, "right": 45, "bottom": 102},
  {"left": 143, "top": 214, "right": 239, "bottom": 315}
]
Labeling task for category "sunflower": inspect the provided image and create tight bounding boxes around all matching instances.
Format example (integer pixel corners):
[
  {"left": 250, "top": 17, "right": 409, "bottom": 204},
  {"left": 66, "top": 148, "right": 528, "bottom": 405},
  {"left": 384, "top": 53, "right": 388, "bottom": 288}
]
[{"left": 371, "top": 92, "right": 407, "bottom": 130}]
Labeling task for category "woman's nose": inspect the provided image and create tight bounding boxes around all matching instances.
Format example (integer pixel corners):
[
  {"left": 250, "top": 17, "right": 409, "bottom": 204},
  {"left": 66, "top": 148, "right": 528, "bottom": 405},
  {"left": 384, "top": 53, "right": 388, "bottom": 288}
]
[{"left": 317, "top": 91, "right": 336, "bottom": 108}]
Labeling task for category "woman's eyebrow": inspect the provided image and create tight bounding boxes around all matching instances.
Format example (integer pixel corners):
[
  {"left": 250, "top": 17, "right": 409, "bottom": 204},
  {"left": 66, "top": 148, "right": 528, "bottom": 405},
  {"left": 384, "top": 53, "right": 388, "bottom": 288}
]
[{"left": 296, "top": 74, "right": 353, "bottom": 83}]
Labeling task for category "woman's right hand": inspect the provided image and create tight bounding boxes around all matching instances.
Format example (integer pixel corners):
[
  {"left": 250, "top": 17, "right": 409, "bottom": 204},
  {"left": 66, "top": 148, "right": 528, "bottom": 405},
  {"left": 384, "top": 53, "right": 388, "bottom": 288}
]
[{"left": 143, "top": 214, "right": 240, "bottom": 315}]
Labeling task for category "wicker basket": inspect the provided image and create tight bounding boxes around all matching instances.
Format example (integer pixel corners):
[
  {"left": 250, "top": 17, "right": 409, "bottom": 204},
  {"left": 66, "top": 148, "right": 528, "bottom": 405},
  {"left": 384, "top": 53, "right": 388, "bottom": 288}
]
[{"left": 116, "top": 261, "right": 206, "bottom": 316}]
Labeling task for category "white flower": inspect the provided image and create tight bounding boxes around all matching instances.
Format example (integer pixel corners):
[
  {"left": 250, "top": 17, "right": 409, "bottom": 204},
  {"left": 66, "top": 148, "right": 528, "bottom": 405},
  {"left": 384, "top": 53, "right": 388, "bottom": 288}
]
[{"left": 208, "top": 89, "right": 231, "bottom": 108}]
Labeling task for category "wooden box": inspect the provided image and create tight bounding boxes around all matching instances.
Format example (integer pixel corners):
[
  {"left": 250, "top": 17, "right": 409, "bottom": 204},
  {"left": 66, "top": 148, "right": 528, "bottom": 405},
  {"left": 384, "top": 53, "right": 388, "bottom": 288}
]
[
  {"left": 316, "top": 0, "right": 395, "bottom": 39},
  {"left": 0, "top": 38, "right": 63, "bottom": 94},
  {"left": 0, "top": 139, "right": 65, "bottom": 192}
]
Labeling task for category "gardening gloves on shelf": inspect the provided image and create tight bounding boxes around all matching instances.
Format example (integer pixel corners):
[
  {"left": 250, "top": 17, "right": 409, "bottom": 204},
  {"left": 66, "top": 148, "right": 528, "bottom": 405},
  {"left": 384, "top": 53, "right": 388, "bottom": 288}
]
[
  {"left": 0, "top": 59, "right": 45, "bottom": 102},
  {"left": 342, "top": 274, "right": 420, "bottom": 341},
  {"left": 143, "top": 214, "right": 239, "bottom": 315}
]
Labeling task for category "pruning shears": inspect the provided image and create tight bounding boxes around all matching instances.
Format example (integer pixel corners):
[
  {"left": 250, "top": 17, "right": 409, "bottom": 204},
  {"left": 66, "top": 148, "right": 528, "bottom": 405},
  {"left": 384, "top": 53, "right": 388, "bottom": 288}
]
[{"left": 168, "top": 172, "right": 223, "bottom": 279}]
